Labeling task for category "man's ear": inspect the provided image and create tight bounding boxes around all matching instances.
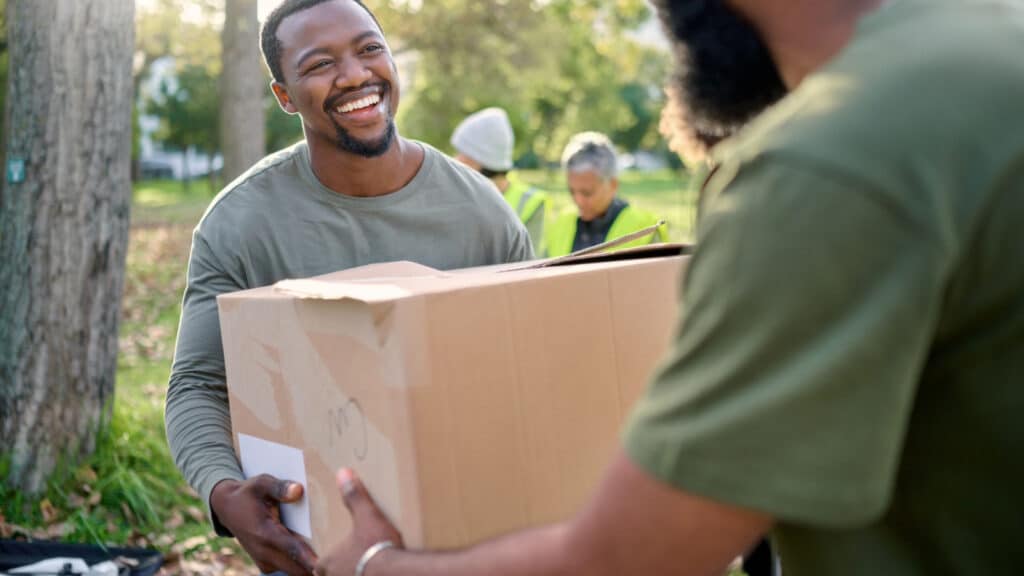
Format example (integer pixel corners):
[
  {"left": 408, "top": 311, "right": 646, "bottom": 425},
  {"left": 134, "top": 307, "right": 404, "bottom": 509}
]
[
  {"left": 610, "top": 177, "right": 620, "bottom": 194},
  {"left": 271, "top": 81, "right": 298, "bottom": 114}
]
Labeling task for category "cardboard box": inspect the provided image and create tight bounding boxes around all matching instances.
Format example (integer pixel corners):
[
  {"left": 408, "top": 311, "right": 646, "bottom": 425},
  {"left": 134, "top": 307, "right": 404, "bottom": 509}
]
[{"left": 219, "top": 246, "right": 689, "bottom": 552}]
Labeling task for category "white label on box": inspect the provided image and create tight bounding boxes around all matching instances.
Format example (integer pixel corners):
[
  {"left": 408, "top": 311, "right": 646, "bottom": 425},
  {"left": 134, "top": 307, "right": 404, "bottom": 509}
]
[{"left": 238, "top": 434, "right": 313, "bottom": 539}]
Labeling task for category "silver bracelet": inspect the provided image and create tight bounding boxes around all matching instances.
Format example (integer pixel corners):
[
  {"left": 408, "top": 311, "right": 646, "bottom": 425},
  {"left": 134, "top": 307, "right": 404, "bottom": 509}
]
[{"left": 354, "top": 540, "right": 397, "bottom": 576}]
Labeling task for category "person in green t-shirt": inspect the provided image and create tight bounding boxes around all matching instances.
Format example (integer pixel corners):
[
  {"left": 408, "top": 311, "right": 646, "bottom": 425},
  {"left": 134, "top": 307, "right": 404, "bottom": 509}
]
[
  {"left": 451, "top": 107, "right": 552, "bottom": 256},
  {"left": 547, "top": 131, "right": 668, "bottom": 257},
  {"left": 314, "top": 0, "right": 1024, "bottom": 575}
]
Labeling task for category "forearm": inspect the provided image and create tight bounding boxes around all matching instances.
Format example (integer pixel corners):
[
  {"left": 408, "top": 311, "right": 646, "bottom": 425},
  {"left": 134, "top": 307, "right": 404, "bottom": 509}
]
[
  {"left": 165, "top": 372, "right": 244, "bottom": 530},
  {"left": 370, "top": 523, "right": 600, "bottom": 576},
  {"left": 326, "top": 450, "right": 771, "bottom": 576}
]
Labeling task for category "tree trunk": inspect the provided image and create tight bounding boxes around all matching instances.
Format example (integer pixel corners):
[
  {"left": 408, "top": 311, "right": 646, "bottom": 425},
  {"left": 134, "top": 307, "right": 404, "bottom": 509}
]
[
  {"left": 220, "top": 0, "right": 265, "bottom": 183},
  {"left": 0, "top": 0, "right": 134, "bottom": 494}
]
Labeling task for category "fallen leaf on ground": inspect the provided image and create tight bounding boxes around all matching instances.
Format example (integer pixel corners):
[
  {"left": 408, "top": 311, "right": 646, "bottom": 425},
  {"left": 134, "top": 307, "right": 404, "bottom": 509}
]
[
  {"left": 181, "top": 535, "right": 209, "bottom": 551},
  {"left": 162, "top": 549, "right": 181, "bottom": 565},
  {"left": 165, "top": 510, "right": 184, "bottom": 530},
  {"left": 40, "top": 499, "right": 58, "bottom": 523},
  {"left": 178, "top": 485, "right": 200, "bottom": 499},
  {"left": 45, "top": 522, "right": 69, "bottom": 538},
  {"left": 77, "top": 466, "right": 99, "bottom": 484},
  {"left": 185, "top": 506, "right": 205, "bottom": 523}
]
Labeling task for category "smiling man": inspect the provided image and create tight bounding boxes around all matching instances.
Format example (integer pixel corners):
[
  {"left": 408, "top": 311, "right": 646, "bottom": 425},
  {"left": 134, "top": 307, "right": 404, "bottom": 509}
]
[{"left": 164, "top": 1, "right": 532, "bottom": 574}]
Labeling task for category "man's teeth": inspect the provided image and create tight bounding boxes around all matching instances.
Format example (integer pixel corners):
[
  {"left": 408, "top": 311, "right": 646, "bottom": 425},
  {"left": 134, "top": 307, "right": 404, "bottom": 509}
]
[{"left": 336, "top": 95, "right": 381, "bottom": 113}]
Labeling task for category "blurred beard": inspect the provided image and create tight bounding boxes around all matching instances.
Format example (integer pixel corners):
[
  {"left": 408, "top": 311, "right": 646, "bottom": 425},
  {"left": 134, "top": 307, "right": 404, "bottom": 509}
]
[
  {"left": 653, "top": 0, "right": 787, "bottom": 152},
  {"left": 331, "top": 117, "right": 396, "bottom": 158}
]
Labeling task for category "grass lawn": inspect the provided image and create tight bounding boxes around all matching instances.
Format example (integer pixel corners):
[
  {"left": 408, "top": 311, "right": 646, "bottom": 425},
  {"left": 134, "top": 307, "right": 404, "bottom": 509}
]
[{"left": 2, "top": 172, "right": 723, "bottom": 575}]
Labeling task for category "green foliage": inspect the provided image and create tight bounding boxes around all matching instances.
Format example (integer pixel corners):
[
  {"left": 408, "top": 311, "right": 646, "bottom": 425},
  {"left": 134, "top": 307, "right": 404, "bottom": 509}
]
[
  {"left": 266, "top": 92, "right": 304, "bottom": 152},
  {"left": 371, "top": 0, "right": 670, "bottom": 162},
  {"left": 136, "top": 0, "right": 224, "bottom": 179},
  {"left": 0, "top": 388, "right": 202, "bottom": 545},
  {"left": 135, "top": 0, "right": 222, "bottom": 84},
  {"left": 148, "top": 65, "right": 221, "bottom": 157}
]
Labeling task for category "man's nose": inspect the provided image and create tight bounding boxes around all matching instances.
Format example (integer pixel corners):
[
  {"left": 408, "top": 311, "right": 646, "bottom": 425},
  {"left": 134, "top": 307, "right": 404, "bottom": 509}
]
[{"left": 333, "top": 56, "right": 373, "bottom": 90}]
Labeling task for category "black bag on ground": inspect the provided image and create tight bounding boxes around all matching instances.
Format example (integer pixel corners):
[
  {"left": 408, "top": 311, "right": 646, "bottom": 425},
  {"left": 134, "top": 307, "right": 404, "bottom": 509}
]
[{"left": 0, "top": 539, "right": 162, "bottom": 576}]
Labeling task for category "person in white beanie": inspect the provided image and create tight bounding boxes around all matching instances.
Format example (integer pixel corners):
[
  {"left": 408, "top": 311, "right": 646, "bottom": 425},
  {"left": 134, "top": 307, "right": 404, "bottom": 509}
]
[{"left": 451, "top": 107, "right": 551, "bottom": 255}]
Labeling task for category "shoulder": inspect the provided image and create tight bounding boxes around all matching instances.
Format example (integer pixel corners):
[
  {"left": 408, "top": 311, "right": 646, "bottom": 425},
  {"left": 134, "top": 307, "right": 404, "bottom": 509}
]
[
  {"left": 195, "top": 142, "right": 307, "bottom": 246},
  {"left": 418, "top": 142, "right": 496, "bottom": 193},
  {"left": 709, "top": 0, "right": 1024, "bottom": 252},
  {"left": 723, "top": 0, "right": 1024, "bottom": 174},
  {"left": 201, "top": 143, "right": 305, "bottom": 222},
  {"left": 416, "top": 142, "right": 520, "bottom": 219}
]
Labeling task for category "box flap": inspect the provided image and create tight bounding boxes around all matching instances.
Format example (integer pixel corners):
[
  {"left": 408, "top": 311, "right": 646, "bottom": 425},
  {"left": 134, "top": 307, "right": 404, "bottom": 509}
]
[
  {"left": 274, "top": 279, "right": 413, "bottom": 302},
  {"left": 310, "top": 261, "right": 445, "bottom": 282},
  {"left": 534, "top": 242, "right": 691, "bottom": 268}
]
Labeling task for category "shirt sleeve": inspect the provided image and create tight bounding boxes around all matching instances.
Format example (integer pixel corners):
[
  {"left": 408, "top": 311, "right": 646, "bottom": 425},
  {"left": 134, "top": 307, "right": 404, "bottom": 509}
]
[
  {"left": 509, "top": 217, "right": 536, "bottom": 262},
  {"left": 623, "top": 157, "right": 951, "bottom": 527},
  {"left": 165, "top": 227, "right": 246, "bottom": 535}
]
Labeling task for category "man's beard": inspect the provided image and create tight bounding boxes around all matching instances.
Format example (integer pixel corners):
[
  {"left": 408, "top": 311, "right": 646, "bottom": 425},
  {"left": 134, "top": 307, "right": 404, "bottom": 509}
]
[
  {"left": 331, "top": 117, "right": 396, "bottom": 158},
  {"left": 653, "top": 0, "right": 788, "bottom": 152}
]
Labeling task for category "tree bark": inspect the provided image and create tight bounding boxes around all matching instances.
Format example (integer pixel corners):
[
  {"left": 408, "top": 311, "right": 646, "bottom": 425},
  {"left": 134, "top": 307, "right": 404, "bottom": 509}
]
[
  {"left": 220, "top": 0, "right": 265, "bottom": 183},
  {"left": 0, "top": 0, "right": 134, "bottom": 494}
]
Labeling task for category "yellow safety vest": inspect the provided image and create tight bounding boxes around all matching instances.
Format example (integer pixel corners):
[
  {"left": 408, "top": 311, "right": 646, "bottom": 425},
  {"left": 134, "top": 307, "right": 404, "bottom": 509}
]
[
  {"left": 504, "top": 178, "right": 550, "bottom": 255},
  {"left": 504, "top": 180, "right": 549, "bottom": 225},
  {"left": 546, "top": 203, "right": 668, "bottom": 257}
]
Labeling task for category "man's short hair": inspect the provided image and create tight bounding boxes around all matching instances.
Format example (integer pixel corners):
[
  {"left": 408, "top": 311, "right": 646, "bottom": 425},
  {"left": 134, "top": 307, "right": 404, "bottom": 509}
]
[
  {"left": 260, "top": 0, "right": 382, "bottom": 84},
  {"left": 561, "top": 132, "right": 618, "bottom": 181}
]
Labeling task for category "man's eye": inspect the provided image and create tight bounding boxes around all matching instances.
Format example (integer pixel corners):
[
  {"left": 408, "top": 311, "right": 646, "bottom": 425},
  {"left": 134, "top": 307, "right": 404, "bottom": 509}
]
[
  {"left": 362, "top": 43, "right": 384, "bottom": 55},
  {"left": 308, "top": 60, "right": 331, "bottom": 72}
]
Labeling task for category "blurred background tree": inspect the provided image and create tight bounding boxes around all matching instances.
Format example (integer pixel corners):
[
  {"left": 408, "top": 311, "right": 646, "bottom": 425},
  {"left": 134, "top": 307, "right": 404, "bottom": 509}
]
[
  {"left": 371, "top": 0, "right": 671, "bottom": 166},
  {"left": 221, "top": 0, "right": 265, "bottom": 182}
]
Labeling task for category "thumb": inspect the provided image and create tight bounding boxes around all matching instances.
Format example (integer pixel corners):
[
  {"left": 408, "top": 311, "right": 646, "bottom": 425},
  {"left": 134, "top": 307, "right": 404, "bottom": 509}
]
[
  {"left": 254, "top": 474, "right": 304, "bottom": 503},
  {"left": 337, "top": 468, "right": 377, "bottom": 519}
]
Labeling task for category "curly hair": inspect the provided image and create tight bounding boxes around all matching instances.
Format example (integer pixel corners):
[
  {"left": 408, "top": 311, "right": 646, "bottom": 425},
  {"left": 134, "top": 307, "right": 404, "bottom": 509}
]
[{"left": 649, "top": 0, "right": 785, "bottom": 141}]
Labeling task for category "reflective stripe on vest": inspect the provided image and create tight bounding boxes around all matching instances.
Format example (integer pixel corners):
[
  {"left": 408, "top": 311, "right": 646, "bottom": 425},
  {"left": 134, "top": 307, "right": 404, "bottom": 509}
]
[{"left": 505, "top": 182, "right": 546, "bottom": 224}]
